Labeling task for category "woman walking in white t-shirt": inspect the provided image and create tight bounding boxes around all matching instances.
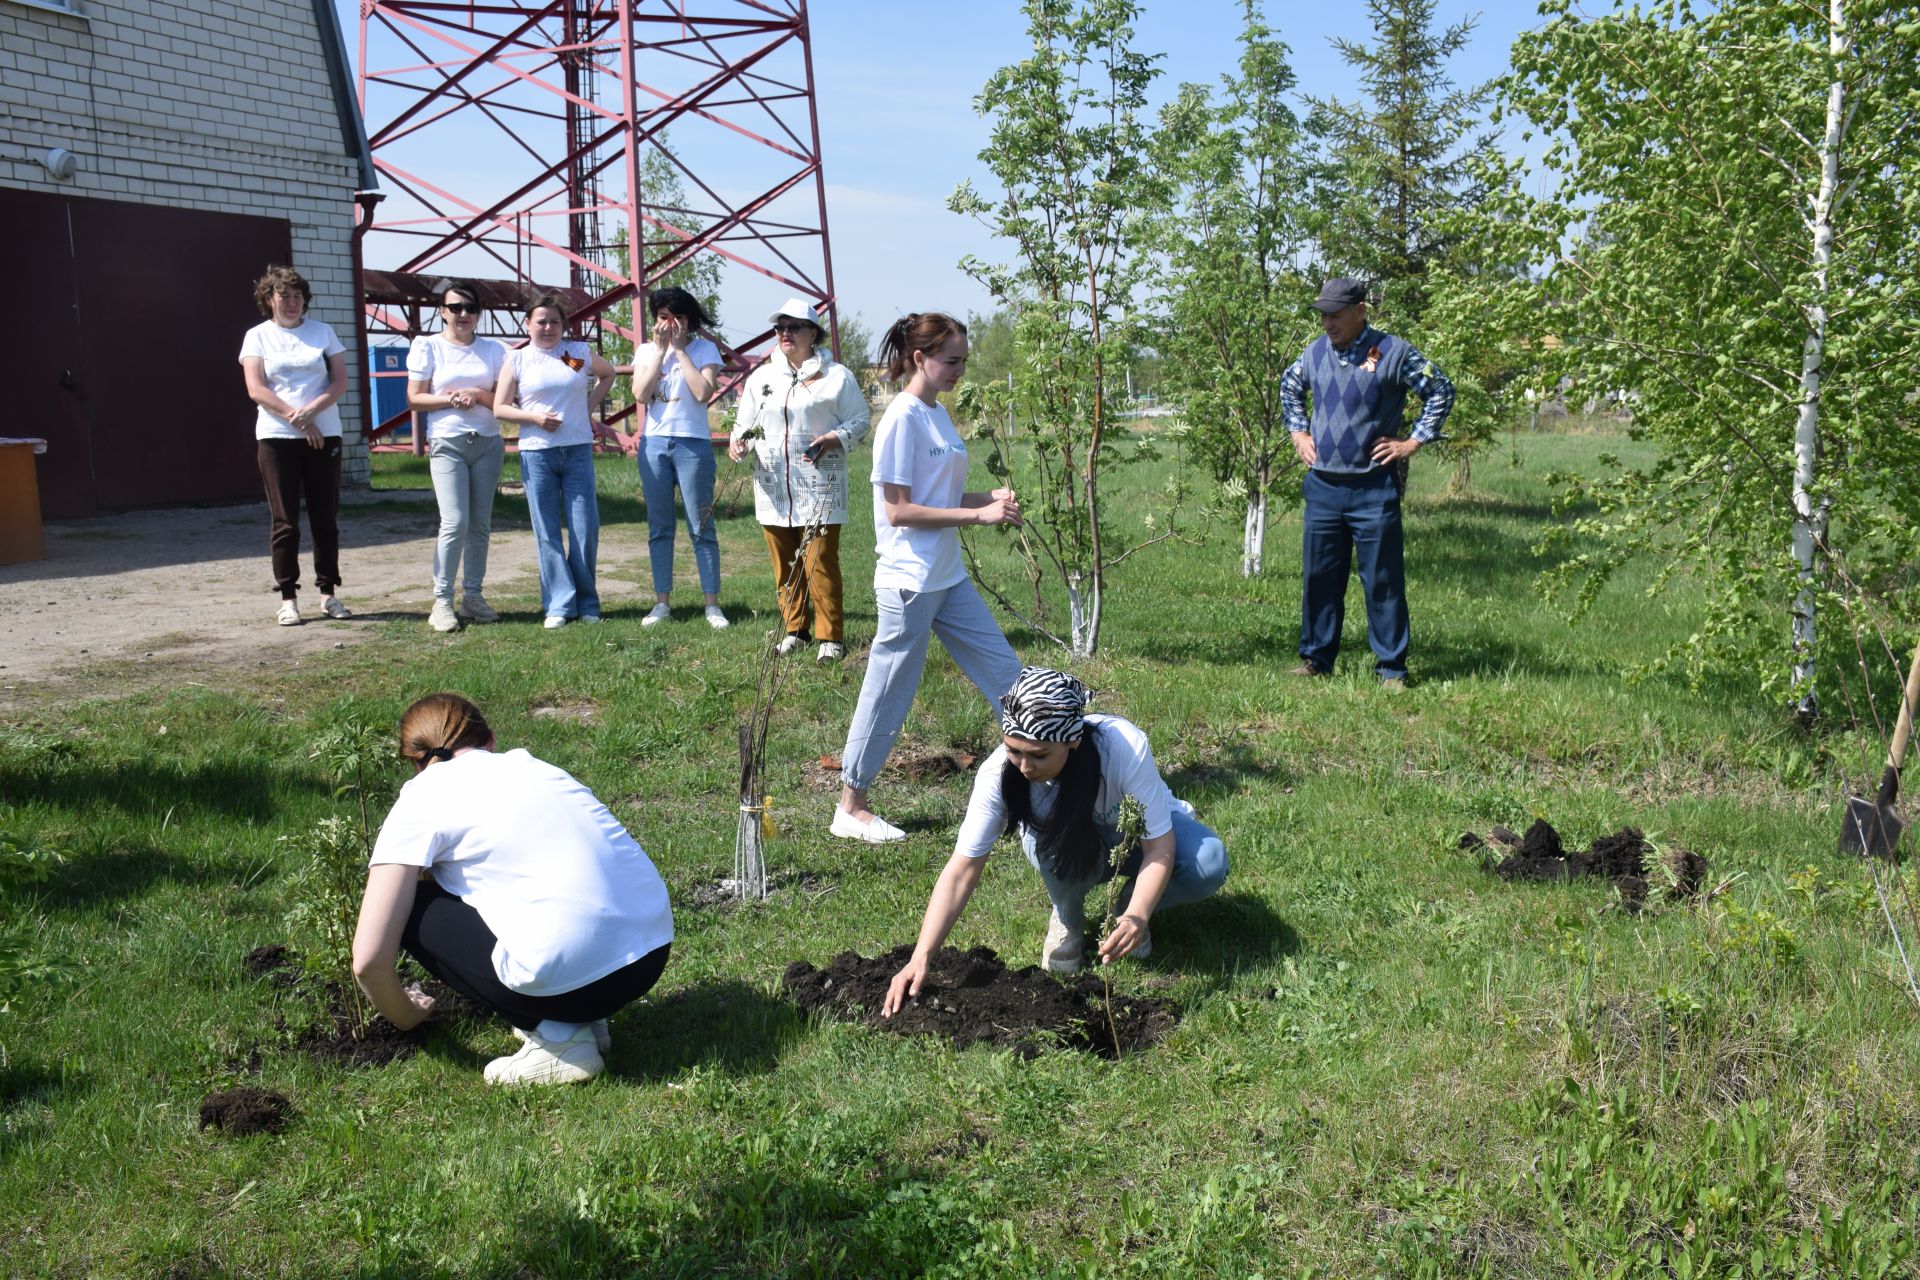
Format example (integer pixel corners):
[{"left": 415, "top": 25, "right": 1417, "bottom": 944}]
[
  {"left": 492, "top": 294, "right": 618, "bottom": 629},
  {"left": 351, "top": 693, "right": 675, "bottom": 1085},
  {"left": 881, "top": 667, "right": 1230, "bottom": 1015},
  {"left": 831, "top": 312, "right": 1024, "bottom": 843},
  {"left": 406, "top": 279, "right": 507, "bottom": 632},
  {"left": 239, "top": 265, "right": 352, "bottom": 627},
  {"left": 626, "top": 286, "right": 729, "bottom": 629}
]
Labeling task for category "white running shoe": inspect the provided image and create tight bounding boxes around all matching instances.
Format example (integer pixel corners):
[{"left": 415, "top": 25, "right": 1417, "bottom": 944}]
[
  {"left": 816, "top": 641, "right": 845, "bottom": 663},
  {"left": 458, "top": 593, "right": 499, "bottom": 624},
  {"left": 276, "top": 600, "right": 301, "bottom": 627},
  {"left": 513, "top": 1020, "right": 612, "bottom": 1055},
  {"left": 485, "top": 1025, "right": 603, "bottom": 1086},
  {"left": 641, "top": 603, "right": 671, "bottom": 627},
  {"left": 428, "top": 600, "right": 460, "bottom": 633},
  {"left": 319, "top": 595, "right": 352, "bottom": 619},
  {"left": 704, "top": 605, "right": 731, "bottom": 630},
  {"left": 543, "top": 615, "right": 568, "bottom": 630},
  {"left": 776, "top": 633, "right": 805, "bottom": 655},
  {"left": 1041, "top": 908, "right": 1085, "bottom": 975},
  {"left": 829, "top": 808, "right": 906, "bottom": 843}
]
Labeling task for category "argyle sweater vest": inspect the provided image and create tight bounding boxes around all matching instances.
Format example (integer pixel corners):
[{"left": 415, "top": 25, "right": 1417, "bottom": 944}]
[{"left": 1300, "top": 330, "right": 1410, "bottom": 474}]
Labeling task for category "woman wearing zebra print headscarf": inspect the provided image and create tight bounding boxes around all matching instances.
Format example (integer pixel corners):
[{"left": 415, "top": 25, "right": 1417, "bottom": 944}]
[{"left": 880, "top": 666, "right": 1230, "bottom": 1016}]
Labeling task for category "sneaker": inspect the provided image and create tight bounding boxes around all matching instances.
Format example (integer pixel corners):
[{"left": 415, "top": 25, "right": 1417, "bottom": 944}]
[
  {"left": 428, "top": 600, "right": 460, "bottom": 633},
  {"left": 514, "top": 1021, "right": 612, "bottom": 1056},
  {"left": 578, "top": 614, "right": 602, "bottom": 625},
  {"left": 829, "top": 808, "right": 906, "bottom": 843},
  {"left": 1289, "top": 661, "right": 1327, "bottom": 678},
  {"left": 319, "top": 595, "right": 352, "bottom": 620},
  {"left": 641, "top": 603, "right": 671, "bottom": 627},
  {"left": 458, "top": 593, "right": 499, "bottom": 624},
  {"left": 484, "top": 1025, "right": 603, "bottom": 1086},
  {"left": 817, "top": 641, "right": 845, "bottom": 663},
  {"left": 543, "top": 615, "right": 568, "bottom": 630},
  {"left": 776, "top": 633, "right": 805, "bottom": 656},
  {"left": 1380, "top": 675, "right": 1408, "bottom": 692},
  {"left": 276, "top": 599, "right": 301, "bottom": 627},
  {"left": 1041, "top": 908, "right": 1085, "bottom": 975},
  {"left": 704, "top": 605, "right": 730, "bottom": 630}
]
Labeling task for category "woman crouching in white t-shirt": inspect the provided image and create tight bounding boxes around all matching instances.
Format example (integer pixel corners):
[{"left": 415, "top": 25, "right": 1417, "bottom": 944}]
[
  {"left": 882, "top": 667, "right": 1230, "bottom": 1016},
  {"left": 351, "top": 693, "right": 674, "bottom": 1085},
  {"left": 831, "top": 312, "right": 1025, "bottom": 843}
]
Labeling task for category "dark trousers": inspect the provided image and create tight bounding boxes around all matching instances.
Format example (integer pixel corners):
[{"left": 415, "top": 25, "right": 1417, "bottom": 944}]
[
  {"left": 401, "top": 880, "right": 671, "bottom": 1029},
  {"left": 257, "top": 437, "right": 343, "bottom": 598},
  {"left": 1299, "top": 467, "right": 1409, "bottom": 678}
]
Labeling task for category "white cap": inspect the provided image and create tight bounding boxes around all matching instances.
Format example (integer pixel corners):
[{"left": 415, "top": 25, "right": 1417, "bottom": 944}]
[{"left": 768, "top": 296, "right": 825, "bottom": 328}]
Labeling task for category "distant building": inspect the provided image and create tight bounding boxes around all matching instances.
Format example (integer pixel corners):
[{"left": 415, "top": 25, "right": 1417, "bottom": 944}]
[{"left": 0, "top": 0, "right": 374, "bottom": 517}]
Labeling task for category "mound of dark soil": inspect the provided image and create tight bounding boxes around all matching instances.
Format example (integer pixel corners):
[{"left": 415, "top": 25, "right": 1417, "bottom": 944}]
[
  {"left": 782, "top": 945, "right": 1178, "bottom": 1059},
  {"left": 1477, "top": 820, "right": 1705, "bottom": 912},
  {"left": 682, "top": 868, "right": 834, "bottom": 911},
  {"left": 198, "top": 1086, "right": 291, "bottom": 1136},
  {"left": 292, "top": 980, "right": 431, "bottom": 1067},
  {"left": 244, "top": 944, "right": 302, "bottom": 989}
]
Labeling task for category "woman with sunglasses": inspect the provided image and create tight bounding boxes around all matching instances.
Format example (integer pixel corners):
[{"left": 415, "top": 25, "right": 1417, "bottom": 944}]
[
  {"left": 727, "top": 297, "right": 871, "bottom": 661},
  {"left": 881, "top": 666, "right": 1230, "bottom": 1016},
  {"left": 407, "top": 280, "right": 507, "bottom": 632}
]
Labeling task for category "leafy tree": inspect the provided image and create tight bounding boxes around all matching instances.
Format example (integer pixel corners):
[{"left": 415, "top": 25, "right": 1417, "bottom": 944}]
[
  {"left": 1151, "top": 4, "right": 1317, "bottom": 577},
  {"left": 830, "top": 310, "right": 876, "bottom": 376},
  {"left": 1489, "top": 0, "right": 1920, "bottom": 714},
  {"left": 951, "top": 0, "right": 1174, "bottom": 656}
]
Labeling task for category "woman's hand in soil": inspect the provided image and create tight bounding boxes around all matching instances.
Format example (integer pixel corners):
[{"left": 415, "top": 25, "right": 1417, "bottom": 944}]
[
  {"left": 882, "top": 956, "right": 929, "bottom": 1017},
  {"left": 1098, "top": 913, "right": 1149, "bottom": 964},
  {"left": 394, "top": 981, "right": 437, "bottom": 1029}
]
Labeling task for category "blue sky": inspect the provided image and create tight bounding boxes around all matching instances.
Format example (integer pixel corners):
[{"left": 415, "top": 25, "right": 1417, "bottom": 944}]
[{"left": 343, "top": 1, "right": 1551, "bottom": 345}]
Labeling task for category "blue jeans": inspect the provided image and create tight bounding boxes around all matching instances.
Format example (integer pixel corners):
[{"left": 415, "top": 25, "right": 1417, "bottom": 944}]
[
  {"left": 1300, "top": 467, "right": 1408, "bottom": 678},
  {"left": 1023, "top": 808, "right": 1229, "bottom": 929},
  {"left": 520, "top": 444, "right": 600, "bottom": 621},
  {"left": 638, "top": 434, "right": 720, "bottom": 596}
]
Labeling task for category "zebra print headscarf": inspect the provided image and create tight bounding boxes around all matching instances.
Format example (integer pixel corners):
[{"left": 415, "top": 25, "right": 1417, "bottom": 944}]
[{"left": 1000, "top": 666, "right": 1093, "bottom": 743}]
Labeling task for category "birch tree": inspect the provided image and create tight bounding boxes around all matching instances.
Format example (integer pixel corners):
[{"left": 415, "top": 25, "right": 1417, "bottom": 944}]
[{"left": 1490, "top": 0, "right": 1920, "bottom": 715}]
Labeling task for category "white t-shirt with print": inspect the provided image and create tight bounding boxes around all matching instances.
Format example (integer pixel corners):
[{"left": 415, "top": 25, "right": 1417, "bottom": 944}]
[
  {"left": 239, "top": 318, "right": 347, "bottom": 441},
  {"left": 509, "top": 342, "right": 595, "bottom": 451},
  {"left": 869, "top": 391, "right": 970, "bottom": 592},
  {"left": 644, "top": 336, "right": 723, "bottom": 438},
  {"left": 369, "top": 748, "right": 674, "bottom": 996},
  {"left": 953, "top": 715, "right": 1192, "bottom": 860},
  {"left": 406, "top": 333, "right": 506, "bottom": 439}
]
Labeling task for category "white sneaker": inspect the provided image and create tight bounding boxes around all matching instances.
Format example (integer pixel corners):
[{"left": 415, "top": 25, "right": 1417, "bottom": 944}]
[
  {"left": 817, "top": 641, "right": 845, "bottom": 663},
  {"left": 1041, "top": 908, "right": 1084, "bottom": 975},
  {"left": 776, "top": 633, "right": 805, "bottom": 655},
  {"left": 641, "top": 603, "right": 671, "bottom": 627},
  {"left": 484, "top": 1026, "right": 603, "bottom": 1085},
  {"left": 428, "top": 600, "right": 460, "bottom": 633},
  {"left": 829, "top": 809, "right": 906, "bottom": 843},
  {"left": 319, "top": 595, "right": 352, "bottom": 619},
  {"left": 276, "top": 600, "right": 301, "bottom": 627},
  {"left": 543, "top": 615, "right": 568, "bottom": 630},
  {"left": 704, "top": 605, "right": 731, "bottom": 630},
  {"left": 458, "top": 593, "right": 499, "bottom": 624},
  {"left": 514, "top": 1021, "right": 613, "bottom": 1056}
]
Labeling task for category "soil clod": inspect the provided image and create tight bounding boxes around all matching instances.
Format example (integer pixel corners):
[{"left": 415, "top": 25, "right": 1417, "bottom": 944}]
[
  {"left": 782, "top": 945, "right": 1178, "bottom": 1058},
  {"left": 1476, "top": 820, "right": 1705, "bottom": 912},
  {"left": 198, "top": 1086, "right": 291, "bottom": 1136}
]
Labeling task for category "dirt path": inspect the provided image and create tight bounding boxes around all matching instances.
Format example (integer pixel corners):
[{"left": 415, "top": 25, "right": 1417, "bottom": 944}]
[{"left": 0, "top": 488, "right": 657, "bottom": 714}]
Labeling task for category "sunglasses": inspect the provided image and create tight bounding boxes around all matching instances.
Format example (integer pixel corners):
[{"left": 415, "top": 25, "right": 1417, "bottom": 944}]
[
  {"left": 443, "top": 302, "right": 481, "bottom": 315},
  {"left": 773, "top": 322, "right": 813, "bottom": 335}
]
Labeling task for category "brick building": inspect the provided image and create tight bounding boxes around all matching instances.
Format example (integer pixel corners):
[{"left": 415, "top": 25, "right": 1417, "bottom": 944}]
[{"left": 0, "top": 0, "right": 374, "bottom": 517}]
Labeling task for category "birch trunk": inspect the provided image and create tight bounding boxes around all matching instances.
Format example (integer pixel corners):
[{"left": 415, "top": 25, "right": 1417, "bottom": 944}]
[{"left": 1242, "top": 491, "right": 1268, "bottom": 578}]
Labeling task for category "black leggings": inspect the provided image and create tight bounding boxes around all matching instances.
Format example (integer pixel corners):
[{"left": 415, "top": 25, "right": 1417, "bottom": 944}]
[{"left": 402, "top": 881, "right": 671, "bottom": 1028}]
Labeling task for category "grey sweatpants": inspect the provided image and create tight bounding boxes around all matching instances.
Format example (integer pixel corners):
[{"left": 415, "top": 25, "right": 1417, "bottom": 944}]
[{"left": 840, "top": 579, "right": 1022, "bottom": 791}]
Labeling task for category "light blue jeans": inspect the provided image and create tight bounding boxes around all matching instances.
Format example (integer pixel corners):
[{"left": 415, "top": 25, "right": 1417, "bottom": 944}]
[
  {"left": 638, "top": 434, "right": 721, "bottom": 596},
  {"left": 520, "top": 443, "right": 600, "bottom": 621},
  {"left": 428, "top": 431, "right": 505, "bottom": 603},
  {"left": 840, "top": 579, "right": 1022, "bottom": 791},
  {"left": 1024, "top": 808, "right": 1230, "bottom": 930}
]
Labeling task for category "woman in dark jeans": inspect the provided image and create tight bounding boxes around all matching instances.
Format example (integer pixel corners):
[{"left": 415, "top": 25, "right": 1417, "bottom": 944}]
[{"left": 238, "top": 265, "right": 352, "bottom": 626}]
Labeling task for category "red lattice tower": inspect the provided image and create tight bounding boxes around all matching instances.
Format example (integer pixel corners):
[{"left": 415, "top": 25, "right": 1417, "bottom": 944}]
[{"left": 354, "top": 0, "right": 840, "bottom": 443}]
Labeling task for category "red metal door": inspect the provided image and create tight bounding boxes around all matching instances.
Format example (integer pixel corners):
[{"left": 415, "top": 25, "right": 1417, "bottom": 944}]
[{"left": 0, "top": 188, "right": 91, "bottom": 519}]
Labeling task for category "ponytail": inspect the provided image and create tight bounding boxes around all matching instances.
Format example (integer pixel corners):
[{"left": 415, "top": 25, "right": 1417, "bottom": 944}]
[
  {"left": 397, "top": 693, "right": 492, "bottom": 770},
  {"left": 878, "top": 311, "right": 967, "bottom": 384}
]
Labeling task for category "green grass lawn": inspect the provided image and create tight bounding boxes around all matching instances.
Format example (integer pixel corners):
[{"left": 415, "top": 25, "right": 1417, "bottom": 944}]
[{"left": 3, "top": 427, "right": 1917, "bottom": 1278}]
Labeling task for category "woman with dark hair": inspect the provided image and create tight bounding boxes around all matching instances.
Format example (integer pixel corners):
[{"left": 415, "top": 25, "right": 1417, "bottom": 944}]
[
  {"left": 831, "top": 312, "right": 1024, "bottom": 843},
  {"left": 492, "top": 294, "right": 618, "bottom": 628},
  {"left": 727, "top": 296, "right": 871, "bottom": 661},
  {"left": 239, "top": 265, "right": 351, "bottom": 626},
  {"left": 627, "top": 285, "right": 729, "bottom": 629},
  {"left": 407, "top": 279, "right": 506, "bottom": 632},
  {"left": 881, "top": 667, "right": 1230, "bottom": 1015},
  {"left": 351, "top": 693, "right": 674, "bottom": 1085}
]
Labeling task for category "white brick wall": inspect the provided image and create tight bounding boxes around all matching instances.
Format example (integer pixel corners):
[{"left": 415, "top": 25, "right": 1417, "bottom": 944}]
[{"left": 0, "top": 0, "right": 371, "bottom": 486}]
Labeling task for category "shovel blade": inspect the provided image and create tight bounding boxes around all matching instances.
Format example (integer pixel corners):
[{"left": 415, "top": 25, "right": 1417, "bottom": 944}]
[{"left": 1839, "top": 794, "right": 1906, "bottom": 858}]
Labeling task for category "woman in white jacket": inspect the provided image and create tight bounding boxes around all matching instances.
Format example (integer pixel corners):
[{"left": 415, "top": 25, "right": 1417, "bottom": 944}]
[{"left": 728, "top": 297, "right": 872, "bottom": 661}]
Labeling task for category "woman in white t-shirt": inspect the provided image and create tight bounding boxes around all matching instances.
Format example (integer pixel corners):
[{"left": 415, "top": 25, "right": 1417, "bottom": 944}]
[
  {"left": 625, "top": 286, "right": 729, "bottom": 629},
  {"left": 831, "top": 312, "right": 1025, "bottom": 844},
  {"left": 882, "top": 667, "right": 1230, "bottom": 1016},
  {"left": 406, "top": 279, "right": 508, "bottom": 633},
  {"left": 238, "top": 265, "right": 351, "bottom": 628},
  {"left": 351, "top": 693, "right": 675, "bottom": 1086},
  {"left": 492, "top": 294, "right": 618, "bottom": 629}
]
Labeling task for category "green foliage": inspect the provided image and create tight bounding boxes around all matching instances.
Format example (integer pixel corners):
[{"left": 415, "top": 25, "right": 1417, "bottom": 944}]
[{"left": 602, "top": 140, "right": 725, "bottom": 414}]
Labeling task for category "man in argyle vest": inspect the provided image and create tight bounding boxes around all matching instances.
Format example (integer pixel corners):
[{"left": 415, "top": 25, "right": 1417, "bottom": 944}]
[{"left": 1278, "top": 278, "right": 1454, "bottom": 687}]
